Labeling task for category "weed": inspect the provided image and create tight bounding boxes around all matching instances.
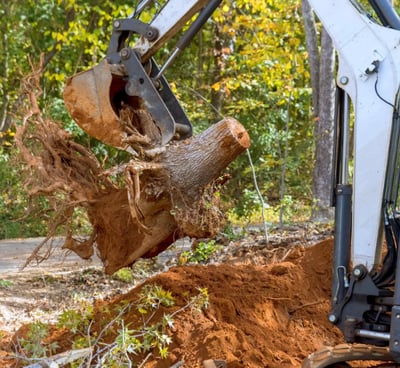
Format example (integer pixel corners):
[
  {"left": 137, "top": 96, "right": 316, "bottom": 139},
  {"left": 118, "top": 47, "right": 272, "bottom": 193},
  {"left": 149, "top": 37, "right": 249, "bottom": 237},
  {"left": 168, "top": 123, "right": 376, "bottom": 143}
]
[
  {"left": 17, "top": 285, "right": 209, "bottom": 367},
  {"left": 57, "top": 301, "right": 94, "bottom": 334},
  {"left": 179, "top": 240, "right": 222, "bottom": 264},
  {"left": 94, "top": 285, "right": 208, "bottom": 366},
  {"left": 17, "top": 321, "right": 58, "bottom": 360},
  {"left": 0, "top": 279, "right": 12, "bottom": 288},
  {"left": 112, "top": 267, "right": 135, "bottom": 283},
  {"left": 138, "top": 284, "right": 175, "bottom": 312},
  {"left": 221, "top": 222, "right": 247, "bottom": 241}
]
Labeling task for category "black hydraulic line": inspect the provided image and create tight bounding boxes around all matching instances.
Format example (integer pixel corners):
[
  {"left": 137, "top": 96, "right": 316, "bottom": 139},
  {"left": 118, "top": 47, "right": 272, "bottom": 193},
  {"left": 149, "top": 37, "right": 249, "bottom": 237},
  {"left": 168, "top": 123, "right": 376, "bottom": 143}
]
[
  {"left": 390, "top": 229, "right": 400, "bottom": 358},
  {"left": 376, "top": 92, "right": 400, "bottom": 287},
  {"left": 176, "top": 0, "right": 222, "bottom": 51},
  {"left": 368, "top": 0, "right": 400, "bottom": 30},
  {"left": 332, "top": 88, "right": 351, "bottom": 202},
  {"left": 373, "top": 220, "right": 397, "bottom": 287},
  {"left": 331, "top": 87, "right": 343, "bottom": 207}
]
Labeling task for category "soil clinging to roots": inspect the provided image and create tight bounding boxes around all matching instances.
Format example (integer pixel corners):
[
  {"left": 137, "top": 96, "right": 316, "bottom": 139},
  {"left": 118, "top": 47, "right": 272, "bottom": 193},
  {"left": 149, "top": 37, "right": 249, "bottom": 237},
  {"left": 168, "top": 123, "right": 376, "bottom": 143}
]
[{"left": 14, "top": 69, "right": 233, "bottom": 273}]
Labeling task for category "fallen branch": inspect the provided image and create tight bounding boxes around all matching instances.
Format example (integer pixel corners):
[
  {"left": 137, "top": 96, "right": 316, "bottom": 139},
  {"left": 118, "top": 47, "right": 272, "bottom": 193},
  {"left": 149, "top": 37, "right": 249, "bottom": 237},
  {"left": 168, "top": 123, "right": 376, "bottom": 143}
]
[{"left": 23, "top": 347, "right": 92, "bottom": 368}]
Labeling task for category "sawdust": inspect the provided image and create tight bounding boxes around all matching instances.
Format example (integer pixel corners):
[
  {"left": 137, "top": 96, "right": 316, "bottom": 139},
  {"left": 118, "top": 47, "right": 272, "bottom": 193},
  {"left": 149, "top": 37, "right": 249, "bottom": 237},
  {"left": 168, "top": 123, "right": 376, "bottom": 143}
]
[{"left": 0, "top": 238, "right": 344, "bottom": 367}]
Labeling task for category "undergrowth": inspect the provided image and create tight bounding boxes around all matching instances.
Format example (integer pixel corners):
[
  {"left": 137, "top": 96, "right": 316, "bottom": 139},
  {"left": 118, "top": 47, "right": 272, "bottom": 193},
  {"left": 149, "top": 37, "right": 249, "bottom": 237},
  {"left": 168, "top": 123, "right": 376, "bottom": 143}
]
[
  {"left": 13, "top": 284, "right": 209, "bottom": 367},
  {"left": 179, "top": 239, "right": 223, "bottom": 264}
]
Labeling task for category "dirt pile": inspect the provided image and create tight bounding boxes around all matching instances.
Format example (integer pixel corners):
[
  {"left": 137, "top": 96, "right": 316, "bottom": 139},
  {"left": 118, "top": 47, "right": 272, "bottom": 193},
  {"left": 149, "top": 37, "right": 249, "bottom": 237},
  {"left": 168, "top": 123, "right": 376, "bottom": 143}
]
[
  {"left": 134, "top": 238, "right": 341, "bottom": 367},
  {"left": 0, "top": 238, "right": 343, "bottom": 367}
]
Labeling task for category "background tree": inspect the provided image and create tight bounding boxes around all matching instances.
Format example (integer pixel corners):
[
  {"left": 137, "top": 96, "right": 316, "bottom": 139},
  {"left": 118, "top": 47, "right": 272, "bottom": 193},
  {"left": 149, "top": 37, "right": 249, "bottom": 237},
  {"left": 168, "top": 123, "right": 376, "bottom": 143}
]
[
  {"left": 184, "top": 0, "right": 314, "bottom": 219},
  {"left": 301, "top": 0, "right": 335, "bottom": 221}
]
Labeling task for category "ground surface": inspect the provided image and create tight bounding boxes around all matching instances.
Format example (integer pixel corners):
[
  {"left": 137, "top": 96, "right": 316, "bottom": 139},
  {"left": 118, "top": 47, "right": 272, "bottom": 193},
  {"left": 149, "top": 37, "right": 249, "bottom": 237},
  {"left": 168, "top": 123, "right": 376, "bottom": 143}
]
[{"left": 0, "top": 225, "right": 366, "bottom": 367}]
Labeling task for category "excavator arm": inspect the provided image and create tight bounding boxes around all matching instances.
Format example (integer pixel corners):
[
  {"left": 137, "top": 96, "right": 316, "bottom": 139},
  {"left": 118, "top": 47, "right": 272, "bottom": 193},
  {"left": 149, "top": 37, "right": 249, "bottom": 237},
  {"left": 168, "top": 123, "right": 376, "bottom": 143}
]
[{"left": 304, "top": 0, "right": 400, "bottom": 366}]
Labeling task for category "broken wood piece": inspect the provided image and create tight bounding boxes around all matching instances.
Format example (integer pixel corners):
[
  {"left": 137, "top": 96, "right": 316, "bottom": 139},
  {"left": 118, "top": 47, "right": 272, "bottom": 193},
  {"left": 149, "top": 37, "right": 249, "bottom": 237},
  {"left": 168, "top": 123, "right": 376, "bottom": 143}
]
[
  {"left": 24, "top": 347, "right": 92, "bottom": 367},
  {"left": 203, "top": 359, "right": 227, "bottom": 368}
]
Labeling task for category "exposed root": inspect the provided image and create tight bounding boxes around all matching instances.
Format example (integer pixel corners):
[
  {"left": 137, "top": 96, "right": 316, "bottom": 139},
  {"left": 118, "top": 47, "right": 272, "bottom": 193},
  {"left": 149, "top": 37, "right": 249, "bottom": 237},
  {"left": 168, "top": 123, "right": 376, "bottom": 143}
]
[
  {"left": 120, "top": 105, "right": 161, "bottom": 155},
  {"left": 124, "top": 161, "right": 163, "bottom": 234},
  {"left": 172, "top": 184, "right": 225, "bottom": 238},
  {"left": 14, "top": 66, "right": 120, "bottom": 269}
]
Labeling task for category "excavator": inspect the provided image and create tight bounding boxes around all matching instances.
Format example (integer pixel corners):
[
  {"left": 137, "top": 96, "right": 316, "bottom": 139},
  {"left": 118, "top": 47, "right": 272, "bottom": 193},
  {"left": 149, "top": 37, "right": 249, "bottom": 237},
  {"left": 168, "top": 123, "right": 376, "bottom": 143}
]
[{"left": 62, "top": 0, "right": 400, "bottom": 366}]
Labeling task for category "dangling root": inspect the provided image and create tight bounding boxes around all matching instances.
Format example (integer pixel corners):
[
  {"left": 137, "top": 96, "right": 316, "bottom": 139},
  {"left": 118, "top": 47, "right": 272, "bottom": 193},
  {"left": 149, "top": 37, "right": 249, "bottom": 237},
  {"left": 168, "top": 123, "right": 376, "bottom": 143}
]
[{"left": 124, "top": 161, "right": 163, "bottom": 234}]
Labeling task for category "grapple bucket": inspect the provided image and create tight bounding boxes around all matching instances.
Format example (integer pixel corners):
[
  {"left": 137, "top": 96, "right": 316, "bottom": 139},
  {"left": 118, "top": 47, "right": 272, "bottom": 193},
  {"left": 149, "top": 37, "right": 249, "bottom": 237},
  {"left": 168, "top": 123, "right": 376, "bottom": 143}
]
[
  {"left": 63, "top": 60, "right": 127, "bottom": 149},
  {"left": 64, "top": 56, "right": 192, "bottom": 150}
]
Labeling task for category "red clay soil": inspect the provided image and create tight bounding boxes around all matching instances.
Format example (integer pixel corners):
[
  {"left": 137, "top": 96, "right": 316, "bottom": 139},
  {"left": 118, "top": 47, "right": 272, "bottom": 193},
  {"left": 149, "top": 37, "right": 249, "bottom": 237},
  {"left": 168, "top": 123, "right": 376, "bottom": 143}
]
[{"left": 0, "top": 238, "right": 343, "bottom": 367}]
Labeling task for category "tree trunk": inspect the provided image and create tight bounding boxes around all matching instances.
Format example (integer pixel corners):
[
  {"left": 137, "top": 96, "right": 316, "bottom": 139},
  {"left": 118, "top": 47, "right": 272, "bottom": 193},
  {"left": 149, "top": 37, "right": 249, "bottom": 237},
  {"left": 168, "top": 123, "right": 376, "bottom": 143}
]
[
  {"left": 301, "top": 0, "right": 319, "bottom": 117},
  {"left": 210, "top": 22, "right": 228, "bottom": 121},
  {"left": 312, "top": 28, "right": 335, "bottom": 221},
  {"left": 301, "top": 0, "right": 335, "bottom": 222},
  {"left": 71, "top": 118, "right": 250, "bottom": 274}
]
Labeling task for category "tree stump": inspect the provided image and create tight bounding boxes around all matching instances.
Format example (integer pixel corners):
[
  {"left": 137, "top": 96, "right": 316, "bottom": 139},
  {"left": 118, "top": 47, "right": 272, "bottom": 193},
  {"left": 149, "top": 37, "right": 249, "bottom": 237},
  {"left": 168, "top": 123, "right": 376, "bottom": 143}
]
[
  {"left": 16, "top": 100, "right": 250, "bottom": 274},
  {"left": 85, "top": 117, "right": 250, "bottom": 274},
  {"left": 16, "top": 68, "right": 250, "bottom": 274}
]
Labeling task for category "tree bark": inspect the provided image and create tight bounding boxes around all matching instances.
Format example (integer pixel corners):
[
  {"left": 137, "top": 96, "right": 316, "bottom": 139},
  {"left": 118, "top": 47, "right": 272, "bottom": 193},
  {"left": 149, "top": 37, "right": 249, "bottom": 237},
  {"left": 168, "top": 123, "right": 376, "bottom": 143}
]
[
  {"left": 312, "top": 28, "right": 335, "bottom": 221},
  {"left": 301, "top": 0, "right": 335, "bottom": 222},
  {"left": 301, "top": 0, "right": 320, "bottom": 117}
]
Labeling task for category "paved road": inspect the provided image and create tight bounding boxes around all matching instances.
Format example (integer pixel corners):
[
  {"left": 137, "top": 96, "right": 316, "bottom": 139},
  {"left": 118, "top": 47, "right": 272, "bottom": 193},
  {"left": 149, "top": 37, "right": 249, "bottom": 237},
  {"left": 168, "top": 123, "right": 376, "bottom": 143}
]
[
  {"left": 0, "top": 237, "right": 191, "bottom": 276},
  {"left": 0, "top": 237, "right": 102, "bottom": 275}
]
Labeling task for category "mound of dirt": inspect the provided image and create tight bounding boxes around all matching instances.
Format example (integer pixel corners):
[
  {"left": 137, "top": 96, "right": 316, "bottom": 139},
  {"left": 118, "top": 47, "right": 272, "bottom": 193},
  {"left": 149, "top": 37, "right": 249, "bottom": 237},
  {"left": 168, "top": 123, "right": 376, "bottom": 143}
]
[
  {"left": 0, "top": 238, "right": 342, "bottom": 368},
  {"left": 133, "top": 238, "right": 341, "bottom": 367}
]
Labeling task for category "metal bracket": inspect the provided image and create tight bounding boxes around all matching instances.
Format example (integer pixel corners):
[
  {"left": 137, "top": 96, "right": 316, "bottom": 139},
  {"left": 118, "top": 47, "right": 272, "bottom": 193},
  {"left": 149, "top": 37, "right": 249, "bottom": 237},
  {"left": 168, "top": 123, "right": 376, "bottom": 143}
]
[
  {"left": 390, "top": 305, "right": 400, "bottom": 358},
  {"left": 107, "top": 18, "right": 159, "bottom": 60},
  {"left": 115, "top": 49, "right": 191, "bottom": 145}
]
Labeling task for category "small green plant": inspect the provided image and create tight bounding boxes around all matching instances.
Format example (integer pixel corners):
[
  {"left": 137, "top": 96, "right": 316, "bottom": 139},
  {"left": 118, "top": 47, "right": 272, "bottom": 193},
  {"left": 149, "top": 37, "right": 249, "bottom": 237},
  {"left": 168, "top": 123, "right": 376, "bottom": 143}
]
[
  {"left": 179, "top": 240, "right": 222, "bottom": 264},
  {"left": 112, "top": 267, "right": 135, "bottom": 283},
  {"left": 138, "top": 284, "right": 175, "bottom": 311},
  {"left": 221, "top": 222, "right": 247, "bottom": 241},
  {"left": 18, "top": 321, "right": 58, "bottom": 360},
  {"left": 0, "top": 279, "right": 13, "bottom": 288},
  {"left": 73, "top": 284, "right": 209, "bottom": 367},
  {"left": 57, "top": 301, "right": 94, "bottom": 334},
  {"left": 51, "top": 284, "right": 210, "bottom": 367}
]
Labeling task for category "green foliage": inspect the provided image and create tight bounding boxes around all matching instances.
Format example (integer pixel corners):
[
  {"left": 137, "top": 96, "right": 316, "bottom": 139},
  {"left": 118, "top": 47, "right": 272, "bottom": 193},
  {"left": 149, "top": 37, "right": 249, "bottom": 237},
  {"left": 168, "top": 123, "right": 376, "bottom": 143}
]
[
  {"left": 86, "top": 285, "right": 207, "bottom": 366},
  {"left": 18, "top": 321, "right": 59, "bottom": 360},
  {"left": 95, "top": 285, "right": 178, "bottom": 365},
  {"left": 167, "top": 0, "right": 314, "bottom": 219},
  {"left": 0, "top": 147, "right": 48, "bottom": 239},
  {"left": 179, "top": 240, "right": 222, "bottom": 264},
  {"left": 112, "top": 267, "right": 135, "bottom": 283},
  {"left": 220, "top": 222, "right": 248, "bottom": 241},
  {"left": 138, "top": 284, "right": 175, "bottom": 312},
  {"left": 57, "top": 301, "right": 94, "bottom": 334},
  {"left": 15, "top": 284, "right": 209, "bottom": 366},
  {"left": 0, "top": 279, "right": 13, "bottom": 288}
]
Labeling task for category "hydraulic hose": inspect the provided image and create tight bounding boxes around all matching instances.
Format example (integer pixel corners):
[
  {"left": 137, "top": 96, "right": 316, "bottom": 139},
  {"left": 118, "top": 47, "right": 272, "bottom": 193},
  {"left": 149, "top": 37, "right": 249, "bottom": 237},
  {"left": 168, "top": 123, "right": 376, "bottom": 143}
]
[{"left": 368, "top": 0, "right": 400, "bottom": 30}]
